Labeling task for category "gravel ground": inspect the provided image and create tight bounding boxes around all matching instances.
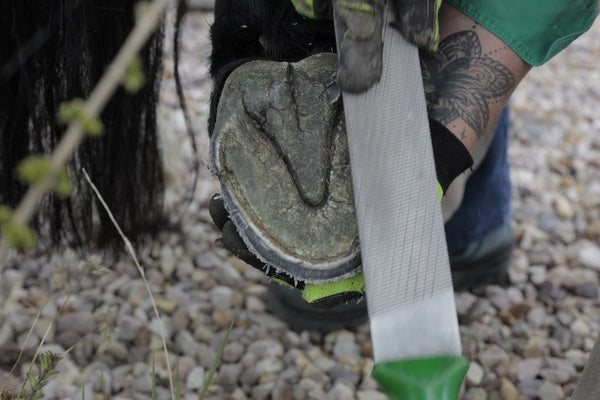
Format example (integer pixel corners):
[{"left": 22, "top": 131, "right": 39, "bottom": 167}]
[{"left": 1, "top": 8, "right": 599, "bottom": 400}]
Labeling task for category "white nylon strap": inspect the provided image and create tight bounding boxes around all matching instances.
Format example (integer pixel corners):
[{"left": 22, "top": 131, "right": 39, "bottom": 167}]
[{"left": 338, "top": 3, "right": 462, "bottom": 363}]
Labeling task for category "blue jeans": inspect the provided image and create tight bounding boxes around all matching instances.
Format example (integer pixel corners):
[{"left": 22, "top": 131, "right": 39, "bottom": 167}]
[{"left": 444, "top": 107, "right": 512, "bottom": 251}]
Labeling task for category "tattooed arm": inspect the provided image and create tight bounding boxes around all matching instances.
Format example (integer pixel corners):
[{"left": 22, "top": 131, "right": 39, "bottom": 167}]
[{"left": 421, "top": 4, "right": 531, "bottom": 150}]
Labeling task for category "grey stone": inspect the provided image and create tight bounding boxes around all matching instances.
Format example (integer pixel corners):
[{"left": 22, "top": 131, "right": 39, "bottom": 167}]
[
  {"left": 111, "top": 365, "right": 132, "bottom": 392},
  {"left": 517, "top": 379, "right": 543, "bottom": 398},
  {"left": 301, "top": 363, "right": 330, "bottom": 388},
  {"left": 455, "top": 291, "right": 478, "bottom": 316},
  {"left": 213, "top": 263, "right": 243, "bottom": 286},
  {"left": 245, "top": 295, "right": 266, "bottom": 312},
  {"left": 210, "top": 285, "right": 234, "bottom": 307},
  {"left": 478, "top": 345, "right": 509, "bottom": 369},
  {"left": 514, "top": 358, "right": 543, "bottom": 381},
  {"left": 466, "top": 361, "right": 485, "bottom": 385},
  {"left": 248, "top": 339, "right": 284, "bottom": 358},
  {"left": 251, "top": 382, "right": 275, "bottom": 400},
  {"left": 240, "top": 365, "right": 260, "bottom": 386},
  {"left": 56, "top": 311, "right": 96, "bottom": 335},
  {"left": 526, "top": 306, "right": 547, "bottom": 328},
  {"left": 540, "top": 367, "right": 572, "bottom": 385},
  {"left": 500, "top": 378, "right": 518, "bottom": 400},
  {"left": 117, "top": 314, "right": 145, "bottom": 341},
  {"left": 271, "top": 383, "right": 294, "bottom": 400},
  {"left": 575, "top": 282, "right": 598, "bottom": 299},
  {"left": 356, "top": 390, "right": 388, "bottom": 400},
  {"left": 565, "top": 349, "right": 589, "bottom": 368},
  {"left": 197, "top": 343, "right": 217, "bottom": 368},
  {"left": 0, "top": 322, "right": 13, "bottom": 347},
  {"left": 537, "top": 381, "right": 565, "bottom": 400},
  {"left": 469, "top": 299, "right": 493, "bottom": 320},
  {"left": 485, "top": 286, "right": 510, "bottom": 310},
  {"left": 332, "top": 331, "right": 361, "bottom": 362},
  {"left": 186, "top": 366, "right": 206, "bottom": 390},
  {"left": 327, "top": 382, "right": 355, "bottom": 400},
  {"left": 218, "top": 363, "right": 242, "bottom": 386},
  {"left": 506, "top": 287, "right": 524, "bottom": 304},
  {"left": 230, "top": 388, "right": 249, "bottom": 400},
  {"left": 175, "top": 330, "right": 201, "bottom": 357},
  {"left": 149, "top": 316, "right": 174, "bottom": 339},
  {"left": 577, "top": 244, "right": 600, "bottom": 269},
  {"left": 247, "top": 312, "right": 288, "bottom": 330},
  {"left": 529, "top": 265, "right": 547, "bottom": 285},
  {"left": 255, "top": 357, "right": 284, "bottom": 375},
  {"left": 222, "top": 341, "right": 245, "bottom": 363},
  {"left": 329, "top": 365, "right": 361, "bottom": 387},
  {"left": 464, "top": 388, "right": 487, "bottom": 400},
  {"left": 281, "top": 331, "right": 301, "bottom": 349},
  {"left": 571, "top": 318, "right": 591, "bottom": 337},
  {"left": 314, "top": 356, "right": 338, "bottom": 372},
  {"left": 132, "top": 373, "right": 153, "bottom": 393}
]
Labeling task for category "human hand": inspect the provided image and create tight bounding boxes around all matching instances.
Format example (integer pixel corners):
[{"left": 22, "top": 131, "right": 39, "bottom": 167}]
[{"left": 292, "top": 0, "right": 386, "bottom": 93}]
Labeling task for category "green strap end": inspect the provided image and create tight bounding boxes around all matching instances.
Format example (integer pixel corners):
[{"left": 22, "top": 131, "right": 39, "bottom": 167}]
[{"left": 373, "top": 355, "right": 469, "bottom": 400}]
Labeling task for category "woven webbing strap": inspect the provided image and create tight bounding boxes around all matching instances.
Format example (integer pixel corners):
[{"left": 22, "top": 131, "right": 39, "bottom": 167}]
[{"left": 338, "top": 3, "right": 461, "bottom": 363}]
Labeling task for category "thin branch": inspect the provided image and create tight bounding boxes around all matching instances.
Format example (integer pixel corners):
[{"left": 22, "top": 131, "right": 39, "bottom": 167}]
[
  {"left": 186, "top": 0, "right": 214, "bottom": 12},
  {"left": 0, "top": 0, "right": 170, "bottom": 267},
  {"left": 82, "top": 168, "right": 175, "bottom": 400}
]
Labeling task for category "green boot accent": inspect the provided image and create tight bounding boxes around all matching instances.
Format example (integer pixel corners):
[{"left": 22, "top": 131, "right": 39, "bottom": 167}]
[
  {"left": 303, "top": 272, "right": 365, "bottom": 303},
  {"left": 272, "top": 273, "right": 365, "bottom": 306}
]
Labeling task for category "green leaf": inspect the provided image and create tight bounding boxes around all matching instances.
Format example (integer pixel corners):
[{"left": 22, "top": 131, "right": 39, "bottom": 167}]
[
  {"left": 55, "top": 168, "right": 74, "bottom": 198},
  {"left": 45, "top": 370, "right": 60, "bottom": 378},
  {"left": 16, "top": 156, "right": 51, "bottom": 185},
  {"left": 123, "top": 56, "right": 146, "bottom": 93},
  {"left": 40, "top": 353, "right": 49, "bottom": 370},
  {"left": 27, "top": 372, "right": 38, "bottom": 390},
  {"left": 4, "top": 224, "right": 37, "bottom": 251},
  {"left": 57, "top": 99, "right": 85, "bottom": 124},
  {"left": 57, "top": 98, "right": 104, "bottom": 136},
  {"left": 80, "top": 116, "right": 104, "bottom": 136},
  {"left": 0, "top": 206, "right": 13, "bottom": 225},
  {"left": 16, "top": 156, "right": 74, "bottom": 197}
]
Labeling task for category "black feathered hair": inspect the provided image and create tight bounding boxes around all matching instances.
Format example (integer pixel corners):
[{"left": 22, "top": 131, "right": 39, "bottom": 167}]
[
  {"left": 0, "top": 0, "right": 337, "bottom": 248},
  {"left": 0, "top": 0, "right": 164, "bottom": 247}
]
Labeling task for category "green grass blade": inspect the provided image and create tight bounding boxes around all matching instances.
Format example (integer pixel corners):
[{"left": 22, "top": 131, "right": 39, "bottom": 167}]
[
  {"left": 198, "top": 308, "right": 238, "bottom": 400},
  {"left": 175, "top": 362, "right": 182, "bottom": 400},
  {"left": 152, "top": 356, "right": 157, "bottom": 400}
]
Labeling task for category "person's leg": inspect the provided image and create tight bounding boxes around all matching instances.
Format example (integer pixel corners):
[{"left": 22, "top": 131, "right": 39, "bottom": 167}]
[{"left": 445, "top": 107, "right": 513, "bottom": 289}]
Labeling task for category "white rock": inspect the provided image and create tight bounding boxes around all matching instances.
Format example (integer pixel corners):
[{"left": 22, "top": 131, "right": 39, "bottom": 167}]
[
  {"left": 536, "top": 381, "right": 564, "bottom": 400},
  {"left": 578, "top": 244, "right": 600, "bottom": 270},
  {"left": 186, "top": 366, "right": 205, "bottom": 390},
  {"left": 466, "top": 361, "right": 485, "bottom": 385},
  {"left": 464, "top": 387, "right": 487, "bottom": 400},
  {"left": 357, "top": 390, "right": 388, "bottom": 400},
  {"left": 554, "top": 194, "right": 575, "bottom": 219}
]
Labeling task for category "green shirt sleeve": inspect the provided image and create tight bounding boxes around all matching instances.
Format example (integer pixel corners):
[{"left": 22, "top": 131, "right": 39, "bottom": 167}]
[{"left": 445, "top": 0, "right": 599, "bottom": 65}]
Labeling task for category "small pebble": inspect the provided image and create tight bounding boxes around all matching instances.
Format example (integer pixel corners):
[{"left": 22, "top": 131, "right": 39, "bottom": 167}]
[{"left": 186, "top": 366, "right": 205, "bottom": 390}]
